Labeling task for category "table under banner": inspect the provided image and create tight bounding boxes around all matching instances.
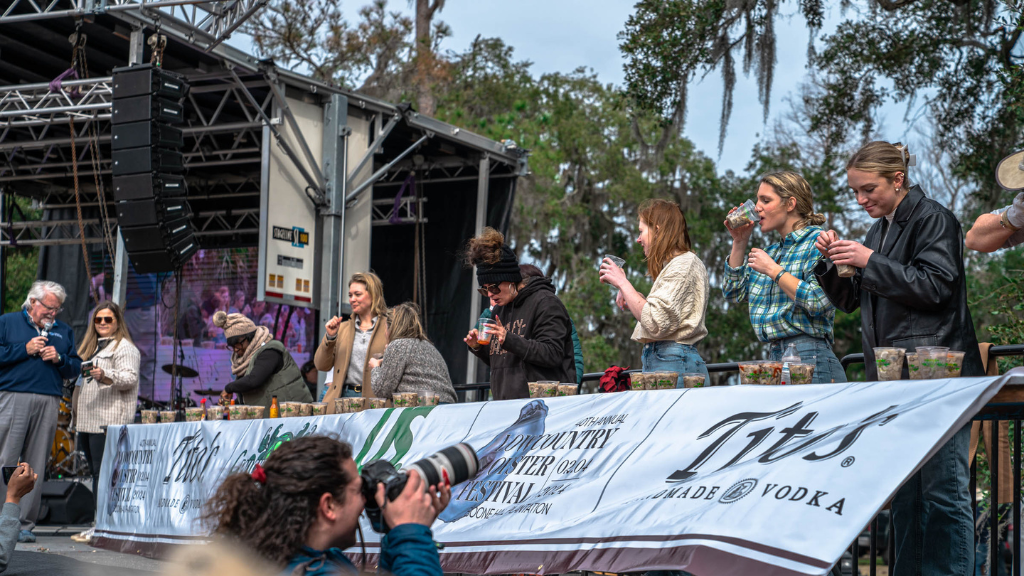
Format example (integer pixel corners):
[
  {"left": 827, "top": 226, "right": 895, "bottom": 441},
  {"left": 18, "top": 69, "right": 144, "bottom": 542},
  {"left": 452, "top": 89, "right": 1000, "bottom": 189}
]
[{"left": 92, "top": 374, "right": 1016, "bottom": 576}]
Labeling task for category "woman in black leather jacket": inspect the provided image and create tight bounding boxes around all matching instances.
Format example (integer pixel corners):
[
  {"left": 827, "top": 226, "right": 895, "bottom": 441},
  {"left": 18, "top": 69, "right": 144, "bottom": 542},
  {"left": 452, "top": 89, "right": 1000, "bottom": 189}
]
[{"left": 814, "top": 140, "right": 980, "bottom": 576}]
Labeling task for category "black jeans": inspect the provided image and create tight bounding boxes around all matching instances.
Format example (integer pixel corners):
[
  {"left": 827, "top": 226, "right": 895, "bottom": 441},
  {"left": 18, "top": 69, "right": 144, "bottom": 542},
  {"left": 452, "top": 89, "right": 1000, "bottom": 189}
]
[{"left": 78, "top": 431, "right": 106, "bottom": 505}]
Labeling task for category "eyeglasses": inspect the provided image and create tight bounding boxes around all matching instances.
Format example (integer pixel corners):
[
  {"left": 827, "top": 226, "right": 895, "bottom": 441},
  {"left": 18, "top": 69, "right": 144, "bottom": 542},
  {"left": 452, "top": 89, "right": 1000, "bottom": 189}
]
[
  {"left": 477, "top": 283, "right": 502, "bottom": 297},
  {"left": 93, "top": 316, "right": 115, "bottom": 325},
  {"left": 35, "top": 300, "right": 63, "bottom": 314}
]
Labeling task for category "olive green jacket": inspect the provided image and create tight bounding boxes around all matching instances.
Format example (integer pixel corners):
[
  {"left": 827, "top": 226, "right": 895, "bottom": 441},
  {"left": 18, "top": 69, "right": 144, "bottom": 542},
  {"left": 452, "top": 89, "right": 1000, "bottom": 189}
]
[{"left": 240, "top": 340, "right": 312, "bottom": 410}]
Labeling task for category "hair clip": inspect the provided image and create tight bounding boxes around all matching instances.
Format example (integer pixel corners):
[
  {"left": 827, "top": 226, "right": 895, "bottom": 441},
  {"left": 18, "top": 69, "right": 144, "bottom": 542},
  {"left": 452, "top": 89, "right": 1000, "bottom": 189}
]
[{"left": 251, "top": 463, "right": 267, "bottom": 484}]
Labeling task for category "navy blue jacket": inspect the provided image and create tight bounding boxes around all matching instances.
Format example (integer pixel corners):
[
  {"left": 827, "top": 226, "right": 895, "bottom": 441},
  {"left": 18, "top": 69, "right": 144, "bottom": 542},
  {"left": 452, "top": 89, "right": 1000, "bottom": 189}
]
[
  {"left": 0, "top": 310, "right": 82, "bottom": 396},
  {"left": 284, "top": 524, "right": 443, "bottom": 576}
]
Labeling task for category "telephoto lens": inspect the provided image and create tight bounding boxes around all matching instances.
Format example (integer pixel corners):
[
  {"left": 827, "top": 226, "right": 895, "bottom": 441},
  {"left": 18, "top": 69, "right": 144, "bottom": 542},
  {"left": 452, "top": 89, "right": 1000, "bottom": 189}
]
[{"left": 361, "top": 443, "right": 479, "bottom": 533}]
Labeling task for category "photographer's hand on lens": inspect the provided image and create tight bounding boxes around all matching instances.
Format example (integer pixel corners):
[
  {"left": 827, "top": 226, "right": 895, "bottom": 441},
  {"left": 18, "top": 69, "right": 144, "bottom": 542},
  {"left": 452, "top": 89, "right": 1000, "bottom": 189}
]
[
  {"left": 6, "top": 463, "right": 37, "bottom": 504},
  {"left": 428, "top": 482, "right": 452, "bottom": 522},
  {"left": 25, "top": 336, "right": 47, "bottom": 356},
  {"left": 378, "top": 470, "right": 436, "bottom": 529}
]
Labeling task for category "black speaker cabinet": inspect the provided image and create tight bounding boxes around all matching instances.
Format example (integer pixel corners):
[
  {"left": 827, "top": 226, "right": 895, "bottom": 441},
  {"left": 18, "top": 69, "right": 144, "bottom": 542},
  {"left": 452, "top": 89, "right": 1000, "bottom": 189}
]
[
  {"left": 111, "top": 121, "right": 183, "bottom": 150},
  {"left": 111, "top": 94, "right": 184, "bottom": 125},
  {"left": 118, "top": 198, "right": 190, "bottom": 227},
  {"left": 39, "top": 480, "right": 94, "bottom": 525},
  {"left": 112, "top": 172, "right": 186, "bottom": 202},
  {"left": 128, "top": 234, "right": 199, "bottom": 273},
  {"left": 112, "top": 63, "right": 188, "bottom": 100},
  {"left": 111, "top": 147, "right": 183, "bottom": 176},
  {"left": 121, "top": 216, "right": 193, "bottom": 252}
]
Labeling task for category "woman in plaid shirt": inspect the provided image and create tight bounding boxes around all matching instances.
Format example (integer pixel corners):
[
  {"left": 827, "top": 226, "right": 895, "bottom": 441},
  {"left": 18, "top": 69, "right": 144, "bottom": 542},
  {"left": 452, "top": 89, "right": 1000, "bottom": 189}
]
[{"left": 722, "top": 171, "right": 846, "bottom": 383}]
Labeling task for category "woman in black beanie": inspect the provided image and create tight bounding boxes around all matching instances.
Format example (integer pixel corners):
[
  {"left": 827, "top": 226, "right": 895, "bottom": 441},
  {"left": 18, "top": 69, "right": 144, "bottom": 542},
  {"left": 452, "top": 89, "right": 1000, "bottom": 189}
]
[{"left": 463, "top": 227, "right": 576, "bottom": 399}]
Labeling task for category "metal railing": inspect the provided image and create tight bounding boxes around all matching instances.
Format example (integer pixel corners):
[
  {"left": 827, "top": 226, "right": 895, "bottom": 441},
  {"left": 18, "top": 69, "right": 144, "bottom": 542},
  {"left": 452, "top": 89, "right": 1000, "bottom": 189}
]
[{"left": 453, "top": 344, "right": 1024, "bottom": 575}]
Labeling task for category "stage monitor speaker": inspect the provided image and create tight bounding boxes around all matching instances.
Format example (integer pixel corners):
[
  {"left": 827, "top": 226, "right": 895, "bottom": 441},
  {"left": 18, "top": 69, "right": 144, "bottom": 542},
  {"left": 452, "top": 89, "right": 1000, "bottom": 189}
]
[
  {"left": 112, "top": 172, "right": 186, "bottom": 202},
  {"left": 111, "top": 147, "right": 183, "bottom": 176},
  {"left": 112, "top": 63, "right": 188, "bottom": 100},
  {"left": 39, "top": 480, "right": 94, "bottom": 525},
  {"left": 112, "top": 121, "right": 183, "bottom": 150},
  {"left": 128, "top": 234, "right": 199, "bottom": 273},
  {"left": 111, "top": 94, "right": 184, "bottom": 125},
  {"left": 117, "top": 198, "right": 190, "bottom": 228},
  {"left": 121, "top": 216, "right": 193, "bottom": 252}
]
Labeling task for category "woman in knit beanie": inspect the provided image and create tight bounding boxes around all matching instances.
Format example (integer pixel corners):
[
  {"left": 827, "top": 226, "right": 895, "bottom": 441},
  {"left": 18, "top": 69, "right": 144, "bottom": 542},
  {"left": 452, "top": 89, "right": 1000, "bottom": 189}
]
[
  {"left": 462, "top": 227, "right": 576, "bottom": 399},
  {"left": 215, "top": 310, "right": 312, "bottom": 410}
]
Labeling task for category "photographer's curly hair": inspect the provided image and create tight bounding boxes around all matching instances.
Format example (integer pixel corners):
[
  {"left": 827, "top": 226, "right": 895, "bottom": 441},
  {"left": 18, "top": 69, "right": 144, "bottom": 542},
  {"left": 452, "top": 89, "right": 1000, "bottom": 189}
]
[
  {"left": 463, "top": 227, "right": 506, "bottom": 267},
  {"left": 202, "top": 436, "right": 354, "bottom": 567}
]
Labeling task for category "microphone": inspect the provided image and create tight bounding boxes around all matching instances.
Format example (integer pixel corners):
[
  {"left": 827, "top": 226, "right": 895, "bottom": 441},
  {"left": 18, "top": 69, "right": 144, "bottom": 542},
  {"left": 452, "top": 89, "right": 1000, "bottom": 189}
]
[{"left": 41, "top": 322, "right": 53, "bottom": 340}]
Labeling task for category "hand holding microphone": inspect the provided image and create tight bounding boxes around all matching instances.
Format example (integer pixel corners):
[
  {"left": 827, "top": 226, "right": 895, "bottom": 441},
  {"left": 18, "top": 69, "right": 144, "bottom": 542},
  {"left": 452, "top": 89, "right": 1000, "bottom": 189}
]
[{"left": 25, "top": 335, "right": 48, "bottom": 356}]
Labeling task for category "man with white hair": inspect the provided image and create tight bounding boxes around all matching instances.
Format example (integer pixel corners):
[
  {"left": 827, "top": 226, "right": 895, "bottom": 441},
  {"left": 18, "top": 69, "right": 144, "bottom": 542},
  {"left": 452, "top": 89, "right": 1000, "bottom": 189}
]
[{"left": 0, "top": 280, "right": 81, "bottom": 542}]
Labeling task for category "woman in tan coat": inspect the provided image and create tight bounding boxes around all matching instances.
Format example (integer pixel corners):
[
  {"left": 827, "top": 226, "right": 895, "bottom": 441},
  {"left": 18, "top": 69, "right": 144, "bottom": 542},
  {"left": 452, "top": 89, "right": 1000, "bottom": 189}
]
[{"left": 314, "top": 272, "right": 389, "bottom": 412}]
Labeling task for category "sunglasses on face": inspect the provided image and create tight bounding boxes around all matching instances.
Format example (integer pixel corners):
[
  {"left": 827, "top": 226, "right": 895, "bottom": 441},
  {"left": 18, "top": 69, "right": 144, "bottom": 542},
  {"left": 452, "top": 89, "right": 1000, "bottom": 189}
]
[
  {"left": 94, "top": 316, "right": 115, "bottom": 325},
  {"left": 477, "top": 283, "right": 502, "bottom": 297}
]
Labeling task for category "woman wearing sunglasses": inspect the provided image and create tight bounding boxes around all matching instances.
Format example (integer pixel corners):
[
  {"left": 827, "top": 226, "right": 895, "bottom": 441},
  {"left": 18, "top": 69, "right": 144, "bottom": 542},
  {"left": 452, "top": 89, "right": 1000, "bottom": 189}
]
[
  {"left": 72, "top": 301, "right": 140, "bottom": 511},
  {"left": 463, "top": 228, "right": 576, "bottom": 400}
]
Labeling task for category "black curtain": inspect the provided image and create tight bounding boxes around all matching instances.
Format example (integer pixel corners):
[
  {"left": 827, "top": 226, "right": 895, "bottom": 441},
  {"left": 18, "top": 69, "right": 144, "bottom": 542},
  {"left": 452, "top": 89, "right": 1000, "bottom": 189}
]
[{"left": 371, "top": 175, "right": 516, "bottom": 384}]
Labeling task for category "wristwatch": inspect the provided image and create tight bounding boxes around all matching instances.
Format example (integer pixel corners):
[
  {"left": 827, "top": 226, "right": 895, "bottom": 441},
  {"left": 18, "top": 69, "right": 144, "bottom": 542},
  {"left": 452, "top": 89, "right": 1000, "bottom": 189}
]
[{"left": 1000, "top": 209, "right": 1021, "bottom": 232}]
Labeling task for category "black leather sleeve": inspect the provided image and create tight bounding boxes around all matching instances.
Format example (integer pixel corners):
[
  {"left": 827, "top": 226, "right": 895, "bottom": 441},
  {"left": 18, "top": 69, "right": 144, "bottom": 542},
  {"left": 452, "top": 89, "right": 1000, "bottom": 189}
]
[
  {"left": 859, "top": 212, "right": 961, "bottom": 310},
  {"left": 813, "top": 257, "right": 862, "bottom": 314}
]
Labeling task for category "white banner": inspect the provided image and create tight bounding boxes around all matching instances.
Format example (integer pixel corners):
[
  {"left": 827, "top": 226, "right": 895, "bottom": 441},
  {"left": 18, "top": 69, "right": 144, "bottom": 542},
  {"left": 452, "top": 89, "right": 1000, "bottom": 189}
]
[{"left": 93, "top": 375, "right": 1013, "bottom": 576}]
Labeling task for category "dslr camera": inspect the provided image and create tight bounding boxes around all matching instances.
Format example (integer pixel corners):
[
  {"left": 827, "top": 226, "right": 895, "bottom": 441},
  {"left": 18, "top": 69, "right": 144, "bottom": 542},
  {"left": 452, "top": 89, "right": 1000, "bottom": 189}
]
[{"left": 360, "top": 443, "right": 478, "bottom": 533}]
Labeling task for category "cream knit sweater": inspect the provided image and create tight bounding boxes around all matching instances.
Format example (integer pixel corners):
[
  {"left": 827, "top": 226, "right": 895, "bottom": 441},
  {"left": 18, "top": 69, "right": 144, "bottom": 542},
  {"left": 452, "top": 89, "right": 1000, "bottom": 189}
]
[{"left": 631, "top": 251, "right": 709, "bottom": 345}]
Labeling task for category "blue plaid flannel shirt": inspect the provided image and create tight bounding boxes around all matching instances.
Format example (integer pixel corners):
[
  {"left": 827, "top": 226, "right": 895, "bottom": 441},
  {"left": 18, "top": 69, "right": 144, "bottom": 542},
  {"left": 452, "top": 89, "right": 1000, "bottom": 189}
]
[{"left": 722, "top": 225, "right": 836, "bottom": 345}]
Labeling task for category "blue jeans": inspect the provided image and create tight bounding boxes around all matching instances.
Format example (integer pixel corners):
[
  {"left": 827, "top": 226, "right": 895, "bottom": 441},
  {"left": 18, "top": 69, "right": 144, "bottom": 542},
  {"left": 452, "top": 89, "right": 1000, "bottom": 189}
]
[
  {"left": 341, "top": 387, "right": 362, "bottom": 398},
  {"left": 767, "top": 335, "right": 847, "bottom": 383},
  {"left": 891, "top": 423, "right": 973, "bottom": 576},
  {"left": 642, "top": 341, "right": 710, "bottom": 387}
]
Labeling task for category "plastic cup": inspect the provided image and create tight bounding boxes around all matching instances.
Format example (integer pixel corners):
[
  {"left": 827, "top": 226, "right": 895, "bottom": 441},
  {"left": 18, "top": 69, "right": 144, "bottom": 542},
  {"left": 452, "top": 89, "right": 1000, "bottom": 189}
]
[
  {"left": 600, "top": 255, "right": 626, "bottom": 271},
  {"left": 945, "top": 351, "right": 966, "bottom": 378},
  {"left": 653, "top": 372, "right": 680, "bottom": 389},
  {"left": 528, "top": 382, "right": 544, "bottom": 397},
  {"left": 346, "top": 398, "right": 367, "bottom": 413},
  {"left": 628, "top": 374, "right": 648, "bottom": 391},
  {"left": 392, "top": 393, "right": 418, "bottom": 408},
  {"left": 905, "top": 353, "right": 927, "bottom": 380},
  {"left": 788, "top": 363, "right": 815, "bottom": 385},
  {"left": 917, "top": 346, "right": 950, "bottom": 378},
  {"left": 557, "top": 384, "right": 578, "bottom": 396},
  {"left": 282, "top": 402, "right": 301, "bottom": 417},
  {"left": 310, "top": 402, "right": 327, "bottom": 416},
  {"left": 541, "top": 381, "right": 560, "bottom": 397},
  {"left": 873, "top": 347, "right": 906, "bottom": 381},
  {"left": 367, "top": 398, "right": 387, "bottom": 410},
  {"left": 421, "top": 393, "right": 441, "bottom": 406},
  {"left": 299, "top": 403, "right": 313, "bottom": 417},
  {"left": 681, "top": 373, "right": 705, "bottom": 389},
  {"left": 207, "top": 408, "right": 225, "bottom": 421},
  {"left": 476, "top": 318, "right": 492, "bottom": 346},
  {"left": 185, "top": 407, "right": 204, "bottom": 422},
  {"left": 738, "top": 362, "right": 762, "bottom": 385},
  {"left": 160, "top": 410, "right": 177, "bottom": 423},
  {"left": 248, "top": 406, "right": 265, "bottom": 419},
  {"left": 726, "top": 199, "right": 759, "bottom": 229},
  {"left": 142, "top": 410, "right": 160, "bottom": 424},
  {"left": 229, "top": 404, "right": 245, "bottom": 420},
  {"left": 835, "top": 262, "right": 857, "bottom": 278},
  {"left": 762, "top": 362, "right": 783, "bottom": 385}
]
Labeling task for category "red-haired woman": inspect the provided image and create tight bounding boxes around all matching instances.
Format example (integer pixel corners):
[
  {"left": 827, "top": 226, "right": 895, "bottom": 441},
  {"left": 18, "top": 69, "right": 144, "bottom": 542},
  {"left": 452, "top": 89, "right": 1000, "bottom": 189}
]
[{"left": 600, "top": 199, "right": 711, "bottom": 385}]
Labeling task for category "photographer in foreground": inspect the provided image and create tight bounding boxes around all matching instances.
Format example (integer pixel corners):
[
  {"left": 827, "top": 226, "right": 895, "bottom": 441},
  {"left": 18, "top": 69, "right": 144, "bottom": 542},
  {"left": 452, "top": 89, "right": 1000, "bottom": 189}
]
[
  {"left": 203, "top": 435, "right": 449, "bottom": 576},
  {"left": 1, "top": 463, "right": 37, "bottom": 573}
]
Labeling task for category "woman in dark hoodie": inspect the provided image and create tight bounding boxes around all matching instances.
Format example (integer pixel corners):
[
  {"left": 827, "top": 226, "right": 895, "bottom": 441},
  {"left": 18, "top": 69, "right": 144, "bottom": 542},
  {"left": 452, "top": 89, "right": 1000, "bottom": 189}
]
[{"left": 463, "top": 228, "right": 576, "bottom": 400}]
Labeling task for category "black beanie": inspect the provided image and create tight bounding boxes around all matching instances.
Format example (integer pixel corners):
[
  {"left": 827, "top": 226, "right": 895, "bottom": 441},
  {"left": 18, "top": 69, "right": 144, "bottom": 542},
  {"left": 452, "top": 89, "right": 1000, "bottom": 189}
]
[{"left": 476, "top": 245, "right": 522, "bottom": 285}]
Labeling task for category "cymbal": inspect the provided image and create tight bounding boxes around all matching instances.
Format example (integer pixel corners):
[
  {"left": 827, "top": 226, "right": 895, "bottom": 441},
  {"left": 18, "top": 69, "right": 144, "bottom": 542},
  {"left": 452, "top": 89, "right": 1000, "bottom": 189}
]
[
  {"left": 161, "top": 363, "right": 199, "bottom": 378},
  {"left": 996, "top": 150, "right": 1024, "bottom": 191},
  {"left": 193, "top": 389, "right": 222, "bottom": 396}
]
